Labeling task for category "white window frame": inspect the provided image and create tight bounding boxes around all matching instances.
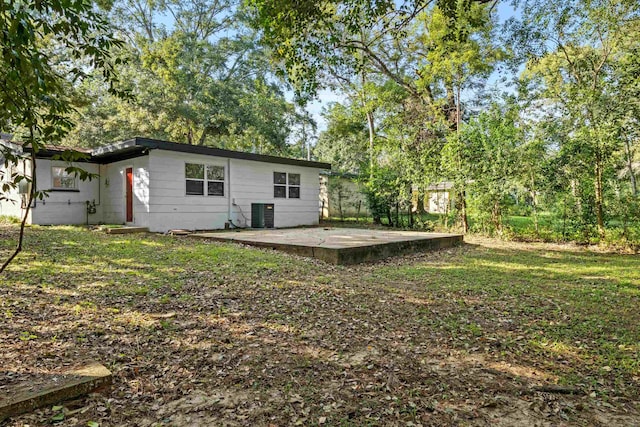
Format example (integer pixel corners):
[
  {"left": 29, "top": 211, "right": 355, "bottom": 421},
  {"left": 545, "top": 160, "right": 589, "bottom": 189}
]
[
  {"left": 185, "top": 163, "right": 205, "bottom": 196},
  {"left": 206, "top": 165, "right": 225, "bottom": 197},
  {"left": 288, "top": 173, "right": 301, "bottom": 199},
  {"left": 185, "top": 163, "right": 225, "bottom": 197},
  {"left": 273, "top": 171, "right": 301, "bottom": 199},
  {"left": 274, "top": 171, "right": 287, "bottom": 198},
  {"left": 51, "top": 166, "right": 77, "bottom": 190}
]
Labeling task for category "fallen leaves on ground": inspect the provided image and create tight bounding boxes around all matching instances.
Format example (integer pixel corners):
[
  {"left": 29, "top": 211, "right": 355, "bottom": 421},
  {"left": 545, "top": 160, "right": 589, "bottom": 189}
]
[{"left": 1, "top": 226, "right": 639, "bottom": 426}]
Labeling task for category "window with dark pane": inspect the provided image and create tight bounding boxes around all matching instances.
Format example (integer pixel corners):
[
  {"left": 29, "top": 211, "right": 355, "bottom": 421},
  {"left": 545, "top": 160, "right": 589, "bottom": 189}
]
[
  {"left": 186, "top": 180, "right": 204, "bottom": 195},
  {"left": 274, "top": 172, "right": 287, "bottom": 185},
  {"left": 274, "top": 171, "right": 301, "bottom": 199},
  {"left": 288, "top": 173, "right": 300, "bottom": 186},
  {"left": 288, "top": 173, "right": 300, "bottom": 198},
  {"left": 274, "top": 171, "right": 287, "bottom": 198},
  {"left": 274, "top": 185, "right": 286, "bottom": 198},
  {"left": 185, "top": 163, "right": 205, "bottom": 195},
  {"left": 206, "top": 165, "right": 225, "bottom": 196},
  {"left": 208, "top": 181, "right": 224, "bottom": 196},
  {"left": 185, "top": 163, "right": 204, "bottom": 179}
]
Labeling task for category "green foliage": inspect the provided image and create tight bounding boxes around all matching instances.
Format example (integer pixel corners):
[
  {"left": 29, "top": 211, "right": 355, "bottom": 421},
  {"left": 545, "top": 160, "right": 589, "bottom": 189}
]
[
  {"left": 245, "top": 0, "right": 496, "bottom": 99},
  {"left": 363, "top": 168, "right": 396, "bottom": 225},
  {"left": 0, "top": 1, "right": 124, "bottom": 142},
  {"left": 306, "top": 0, "right": 639, "bottom": 247},
  {"left": 314, "top": 103, "right": 368, "bottom": 174},
  {"left": 515, "top": 0, "right": 639, "bottom": 236},
  {"left": 63, "top": 0, "right": 298, "bottom": 154},
  {"left": 459, "top": 98, "right": 522, "bottom": 233},
  {"left": 0, "top": 0, "right": 125, "bottom": 271}
]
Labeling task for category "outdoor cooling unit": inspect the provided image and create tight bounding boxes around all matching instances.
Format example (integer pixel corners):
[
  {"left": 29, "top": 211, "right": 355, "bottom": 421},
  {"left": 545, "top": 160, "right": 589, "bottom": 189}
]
[
  {"left": 18, "top": 179, "right": 30, "bottom": 195},
  {"left": 251, "top": 203, "right": 274, "bottom": 229}
]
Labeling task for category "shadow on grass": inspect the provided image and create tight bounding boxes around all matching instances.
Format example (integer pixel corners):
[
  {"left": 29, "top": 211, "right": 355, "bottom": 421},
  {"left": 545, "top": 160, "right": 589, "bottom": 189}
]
[{"left": 1, "top": 225, "right": 640, "bottom": 425}]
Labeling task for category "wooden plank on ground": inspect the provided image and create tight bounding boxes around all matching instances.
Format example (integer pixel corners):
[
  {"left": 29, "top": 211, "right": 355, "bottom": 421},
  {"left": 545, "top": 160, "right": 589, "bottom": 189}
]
[
  {"left": 104, "top": 227, "right": 149, "bottom": 234},
  {"left": 168, "top": 229, "right": 192, "bottom": 236},
  {"left": 0, "top": 361, "right": 112, "bottom": 421}
]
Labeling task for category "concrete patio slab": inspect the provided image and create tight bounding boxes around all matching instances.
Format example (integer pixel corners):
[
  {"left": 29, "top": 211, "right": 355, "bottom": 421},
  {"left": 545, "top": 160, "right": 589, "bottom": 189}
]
[{"left": 191, "top": 227, "right": 463, "bottom": 264}]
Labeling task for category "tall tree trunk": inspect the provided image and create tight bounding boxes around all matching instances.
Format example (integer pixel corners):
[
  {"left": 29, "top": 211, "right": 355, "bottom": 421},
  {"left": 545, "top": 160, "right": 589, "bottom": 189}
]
[
  {"left": 366, "top": 110, "right": 375, "bottom": 177},
  {"left": 305, "top": 120, "right": 311, "bottom": 161},
  {"left": 623, "top": 137, "right": 637, "bottom": 197},
  {"left": 459, "top": 190, "right": 469, "bottom": 233},
  {"left": 492, "top": 200, "right": 502, "bottom": 234},
  {"left": 186, "top": 127, "right": 194, "bottom": 145},
  {"left": 594, "top": 158, "right": 605, "bottom": 238},
  {"left": 571, "top": 179, "right": 581, "bottom": 212},
  {"left": 530, "top": 172, "right": 539, "bottom": 235},
  {"left": 197, "top": 128, "right": 208, "bottom": 146},
  {"left": 455, "top": 83, "right": 469, "bottom": 233},
  {"left": 356, "top": 30, "right": 376, "bottom": 180}
]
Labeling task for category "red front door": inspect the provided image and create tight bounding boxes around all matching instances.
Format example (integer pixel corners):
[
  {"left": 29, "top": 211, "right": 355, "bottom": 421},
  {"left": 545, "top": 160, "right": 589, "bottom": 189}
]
[{"left": 126, "top": 168, "right": 133, "bottom": 222}]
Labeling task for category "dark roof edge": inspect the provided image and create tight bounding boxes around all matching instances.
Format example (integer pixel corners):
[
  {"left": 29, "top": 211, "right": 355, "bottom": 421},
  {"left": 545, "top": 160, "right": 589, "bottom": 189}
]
[
  {"left": 320, "top": 170, "right": 361, "bottom": 179},
  {"left": 94, "top": 137, "right": 331, "bottom": 170},
  {"left": 1, "top": 140, "right": 95, "bottom": 161}
]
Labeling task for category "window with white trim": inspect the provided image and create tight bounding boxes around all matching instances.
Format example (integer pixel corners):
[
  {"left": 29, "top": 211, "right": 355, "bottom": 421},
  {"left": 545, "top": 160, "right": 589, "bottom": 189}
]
[
  {"left": 288, "top": 173, "right": 300, "bottom": 198},
  {"left": 52, "top": 166, "right": 76, "bottom": 189},
  {"left": 186, "top": 163, "right": 225, "bottom": 196},
  {"left": 206, "top": 165, "right": 225, "bottom": 196},
  {"left": 274, "top": 172, "right": 300, "bottom": 199}
]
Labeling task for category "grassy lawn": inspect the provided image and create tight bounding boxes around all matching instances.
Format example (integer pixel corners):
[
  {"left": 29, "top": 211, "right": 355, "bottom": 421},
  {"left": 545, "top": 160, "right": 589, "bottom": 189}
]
[{"left": 1, "top": 225, "right": 639, "bottom": 426}]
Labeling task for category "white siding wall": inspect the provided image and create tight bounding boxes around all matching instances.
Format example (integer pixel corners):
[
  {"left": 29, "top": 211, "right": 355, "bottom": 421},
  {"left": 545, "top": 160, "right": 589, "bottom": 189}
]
[
  {"left": 229, "top": 158, "right": 320, "bottom": 229},
  {"left": 148, "top": 150, "right": 228, "bottom": 231},
  {"left": 0, "top": 160, "right": 24, "bottom": 219},
  {"left": 2, "top": 150, "right": 322, "bottom": 231},
  {"left": 99, "top": 157, "right": 150, "bottom": 226},
  {"left": 147, "top": 150, "right": 321, "bottom": 232},
  {"left": 30, "top": 159, "right": 100, "bottom": 225}
]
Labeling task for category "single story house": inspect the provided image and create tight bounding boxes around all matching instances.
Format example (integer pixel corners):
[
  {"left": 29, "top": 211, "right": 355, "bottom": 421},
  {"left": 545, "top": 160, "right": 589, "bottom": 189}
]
[{"left": 0, "top": 137, "right": 330, "bottom": 232}]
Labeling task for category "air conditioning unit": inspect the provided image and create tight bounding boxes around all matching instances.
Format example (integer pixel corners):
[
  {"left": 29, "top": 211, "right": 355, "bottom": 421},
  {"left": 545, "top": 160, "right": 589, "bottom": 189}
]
[
  {"left": 251, "top": 203, "right": 274, "bottom": 228},
  {"left": 18, "top": 179, "right": 31, "bottom": 195}
]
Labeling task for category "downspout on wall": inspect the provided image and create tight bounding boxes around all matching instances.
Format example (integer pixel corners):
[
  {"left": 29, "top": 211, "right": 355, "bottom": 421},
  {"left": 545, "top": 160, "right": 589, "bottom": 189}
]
[{"left": 227, "top": 158, "right": 232, "bottom": 225}]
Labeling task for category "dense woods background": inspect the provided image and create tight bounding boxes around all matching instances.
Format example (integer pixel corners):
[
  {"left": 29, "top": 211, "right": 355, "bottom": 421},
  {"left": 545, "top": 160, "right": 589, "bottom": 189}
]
[{"left": 2, "top": 0, "right": 639, "bottom": 247}]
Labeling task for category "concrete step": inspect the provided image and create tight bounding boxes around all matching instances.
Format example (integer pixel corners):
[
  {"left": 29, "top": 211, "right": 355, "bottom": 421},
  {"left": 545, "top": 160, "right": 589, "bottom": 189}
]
[{"left": 0, "top": 361, "right": 112, "bottom": 421}]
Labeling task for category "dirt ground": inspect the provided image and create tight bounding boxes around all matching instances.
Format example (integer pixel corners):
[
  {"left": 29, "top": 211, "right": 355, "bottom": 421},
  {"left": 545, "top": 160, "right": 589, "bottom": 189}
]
[{"left": 1, "top": 226, "right": 639, "bottom": 426}]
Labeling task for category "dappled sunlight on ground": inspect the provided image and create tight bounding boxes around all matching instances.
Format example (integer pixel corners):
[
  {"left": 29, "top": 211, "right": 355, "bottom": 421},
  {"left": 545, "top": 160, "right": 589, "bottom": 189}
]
[{"left": 1, "top": 225, "right": 639, "bottom": 425}]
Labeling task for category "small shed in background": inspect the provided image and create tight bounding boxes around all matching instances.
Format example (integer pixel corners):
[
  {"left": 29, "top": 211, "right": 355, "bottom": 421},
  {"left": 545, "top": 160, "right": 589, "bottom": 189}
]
[{"left": 425, "top": 181, "right": 454, "bottom": 214}]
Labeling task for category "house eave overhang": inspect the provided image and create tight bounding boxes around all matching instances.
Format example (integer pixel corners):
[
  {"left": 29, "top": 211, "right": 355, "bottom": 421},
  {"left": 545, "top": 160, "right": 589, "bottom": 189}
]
[
  {"left": 4, "top": 137, "right": 332, "bottom": 170},
  {"left": 90, "top": 139, "right": 149, "bottom": 164},
  {"left": 1, "top": 140, "right": 95, "bottom": 162},
  {"left": 110, "top": 137, "right": 332, "bottom": 169}
]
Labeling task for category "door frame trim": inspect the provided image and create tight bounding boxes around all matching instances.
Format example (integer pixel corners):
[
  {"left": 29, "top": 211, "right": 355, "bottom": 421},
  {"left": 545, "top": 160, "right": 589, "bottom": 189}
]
[{"left": 124, "top": 165, "right": 134, "bottom": 225}]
